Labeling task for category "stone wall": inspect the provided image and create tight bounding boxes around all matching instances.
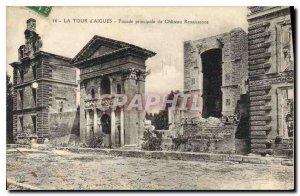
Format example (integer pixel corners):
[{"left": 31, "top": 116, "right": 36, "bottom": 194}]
[
  {"left": 49, "top": 83, "right": 77, "bottom": 113},
  {"left": 12, "top": 53, "right": 78, "bottom": 142},
  {"left": 247, "top": 6, "right": 294, "bottom": 155},
  {"left": 235, "top": 139, "right": 250, "bottom": 155},
  {"left": 183, "top": 28, "right": 248, "bottom": 120},
  {"left": 49, "top": 110, "right": 80, "bottom": 145},
  {"left": 174, "top": 119, "right": 236, "bottom": 154},
  {"left": 51, "top": 60, "right": 77, "bottom": 83}
]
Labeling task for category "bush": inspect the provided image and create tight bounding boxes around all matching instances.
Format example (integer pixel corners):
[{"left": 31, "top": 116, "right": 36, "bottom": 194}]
[
  {"left": 172, "top": 135, "right": 188, "bottom": 150},
  {"left": 16, "top": 137, "right": 31, "bottom": 145},
  {"left": 141, "top": 129, "right": 162, "bottom": 151},
  {"left": 84, "top": 133, "right": 105, "bottom": 148}
]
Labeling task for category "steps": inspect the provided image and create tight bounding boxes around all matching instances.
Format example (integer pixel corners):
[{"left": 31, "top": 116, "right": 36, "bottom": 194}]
[{"left": 120, "top": 145, "right": 141, "bottom": 151}]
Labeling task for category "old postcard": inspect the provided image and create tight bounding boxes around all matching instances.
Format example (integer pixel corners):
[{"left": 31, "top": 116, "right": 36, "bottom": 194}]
[{"left": 6, "top": 6, "right": 295, "bottom": 190}]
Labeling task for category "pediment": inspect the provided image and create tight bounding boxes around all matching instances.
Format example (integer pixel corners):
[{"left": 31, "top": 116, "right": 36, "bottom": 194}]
[
  {"left": 89, "top": 45, "right": 117, "bottom": 59},
  {"left": 72, "top": 35, "right": 156, "bottom": 65},
  {"left": 72, "top": 36, "right": 127, "bottom": 63}
]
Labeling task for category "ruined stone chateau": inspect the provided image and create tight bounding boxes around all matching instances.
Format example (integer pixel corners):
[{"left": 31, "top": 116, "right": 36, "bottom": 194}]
[
  {"left": 170, "top": 6, "right": 294, "bottom": 156},
  {"left": 10, "top": 6, "right": 294, "bottom": 156}
]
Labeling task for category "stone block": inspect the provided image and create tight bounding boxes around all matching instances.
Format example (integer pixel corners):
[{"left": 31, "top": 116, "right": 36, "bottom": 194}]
[
  {"left": 192, "top": 153, "right": 211, "bottom": 161},
  {"left": 249, "top": 69, "right": 266, "bottom": 76},
  {"left": 248, "top": 27, "right": 266, "bottom": 35},
  {"left": 248, "top": 22, "right": 270, "bottom": 30},
  {"left": 250, "top": 143, "right": 266, "bottom": 149},
  {"left": 251, "top": 139, "right": 268, "bottom": 144},
  {"left": 250, "top": 111, "right": 266, "bottom": 116},
  {"left": 248, "top": 38, "right": 265, "bottom": 45},
  {"left": 281, "top": 159, "right": 294, "bottom": 166},
  {"left": 250, "top": 126, "right": 271, "bottom": 131},
  {"left": 250, "top": 90, "right": 267, "bottom": 96},
  {"left": 209, "top": 154, "right": 229, "bottom": 161},
  {"left": 228, "top": 155, "right": 243, "bottom": 162},
  {"left": 248, "top": 32, "right": 270, "bottom": 40},
  {"left": 250, "top": 116, "right": 271, "bottom": 121},
  {"left": 248, "top": 42, "right": 271, "bottom": 50},
  {"left": 242, "top": 156, "right": 260, "bottom": 164},
  {"left": 249, "top": 95, "right": 271, "bottom": 101},
  {"left": 250, "top": 121, "right": 266, "bottom": 126}
]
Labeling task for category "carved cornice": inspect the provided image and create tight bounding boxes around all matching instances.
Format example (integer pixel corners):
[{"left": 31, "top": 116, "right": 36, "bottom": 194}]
[{"left": 122, "top": 68, "right": 146, "bottom": 81}]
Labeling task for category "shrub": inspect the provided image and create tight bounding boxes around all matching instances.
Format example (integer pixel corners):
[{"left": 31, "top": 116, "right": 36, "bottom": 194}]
[
  {"left": 84, "top": 133, "right": 105, "bottom": 148},
  {"left": 16, "top": 137, "right": 31, "bottom": 145},
  {"left": 172, "top": 135, "right": 188, "bottom": 150},
  {"left": 141, "top": 129, "right": 162, "bottom": 151}
]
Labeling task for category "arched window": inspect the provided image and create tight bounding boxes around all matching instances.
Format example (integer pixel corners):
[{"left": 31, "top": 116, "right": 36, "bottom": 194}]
[
  {"left": 91, "top": 89, "right": 95, "bottom": 99},
  {"left": 100, "top": 77, "right": 111, "bottom": 95}
]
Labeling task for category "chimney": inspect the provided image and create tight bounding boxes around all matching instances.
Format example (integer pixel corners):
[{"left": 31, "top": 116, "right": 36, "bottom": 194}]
[{"left": 26, "top": 18, "right": 36, "bottom": 32}]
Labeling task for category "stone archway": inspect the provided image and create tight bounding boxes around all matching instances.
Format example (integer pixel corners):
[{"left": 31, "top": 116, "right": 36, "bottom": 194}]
[
  {"left": 101, "top": 113, "right": 111, "bottom": 134},
  {"left": 201, "top": 48, "right": 222, "bottom": 118}
]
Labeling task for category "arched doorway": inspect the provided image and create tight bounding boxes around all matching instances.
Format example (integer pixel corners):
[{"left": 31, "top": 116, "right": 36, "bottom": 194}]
[
  {"left": 100, "top": 77, "right": 111, "bottom": 95},
  {"left": 101, "top": 114, "right": 111, "bottom": 134},
  {"left": 201, "top": 48, "right": 222, "bottom": 118}
]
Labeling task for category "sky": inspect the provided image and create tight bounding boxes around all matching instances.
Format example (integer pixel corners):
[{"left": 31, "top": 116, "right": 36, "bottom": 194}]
[{"left": 7, "top": 6, "right": 248, "bottom": 95}]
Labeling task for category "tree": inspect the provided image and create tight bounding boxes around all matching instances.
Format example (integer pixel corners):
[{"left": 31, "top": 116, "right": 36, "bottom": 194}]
[
  {"left": 152, "top": 110, "right": 169, "bottom": 130},
  {"left": 151, "top": 90, "right": 180, "bottom": 130},
  {"left": 7, "top": 74, "right": 14, "bottom": 143}
]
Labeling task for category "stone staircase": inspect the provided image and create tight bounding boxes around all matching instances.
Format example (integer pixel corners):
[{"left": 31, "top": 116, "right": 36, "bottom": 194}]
[
  {"left": 273, "top": 138, "right": 293, "bottom": 158},
  {"left": 183, "top": 118, "right": 233, "bottom": 139},
  {"left": 120, "top": 145, "right": 141, "bottom": 151}
]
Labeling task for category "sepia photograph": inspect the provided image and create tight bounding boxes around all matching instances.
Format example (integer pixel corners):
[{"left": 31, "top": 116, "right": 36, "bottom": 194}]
[{"left": 5, "top": 6, "right": 295, "bottom": 191}]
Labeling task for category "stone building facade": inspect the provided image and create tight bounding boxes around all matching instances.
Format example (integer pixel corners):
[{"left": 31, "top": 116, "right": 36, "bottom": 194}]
[
  {"left": 73, "top": 36, "right": 155, "bottom": 148},
  {"left": 169, "top": 28, "right": 249, "bottom": 154},
  {"left": 247, "top": 6, "right": 294, "bottom": 155},
  {"left": 174, "top": 6, "right": 294, "bottom": 156},
  {"left": 10, "top": 19, "right": 78, "bottom": 144},
  {"left": 10, "top": 7, "right": 294, "bottom": 156},
  {"left": 183, "top": 28, "right": 248, "bottom": 121}
]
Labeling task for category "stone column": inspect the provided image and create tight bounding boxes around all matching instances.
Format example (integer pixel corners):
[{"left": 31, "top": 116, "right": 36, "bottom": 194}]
[
  {"left": 111, "top": 110, "right": 116, "bottom": 147},
  {"left": 80, "top": 83, "right": 87, "bottom": 142},
  {"left": 123, "top": 68, "right": 139, "bottom": 147},
  {"left": 86, "top": 110, "right": 90, "bottom": 140},
  {"left": 120, "top": 108, "right": 125, "bottom": 146},
  {"left": 93, "top": 109, "right": 98, "bottom": 137},
  {"left": 168, "top": 108, "right": 173, "bottom": 125},
  {"left": 99, "top": 113, "right": 102, "bottom": 133},
  {"left": 137, "top": 74, "right": 146, "bottom": 146}
]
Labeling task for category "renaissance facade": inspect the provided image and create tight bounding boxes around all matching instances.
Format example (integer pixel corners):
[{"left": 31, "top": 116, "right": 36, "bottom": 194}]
[
  {"left": 73, "top": 36, "right": 155, "bottom": 148},
  {"left": 247, "top": 6, "right": 294, "bottom": 155},
  {"left": 11, "top": 19, "right": 78, "bottom": 144},
  {"left": 10, "top": 18, "right": 156, "bottom": 148}
]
